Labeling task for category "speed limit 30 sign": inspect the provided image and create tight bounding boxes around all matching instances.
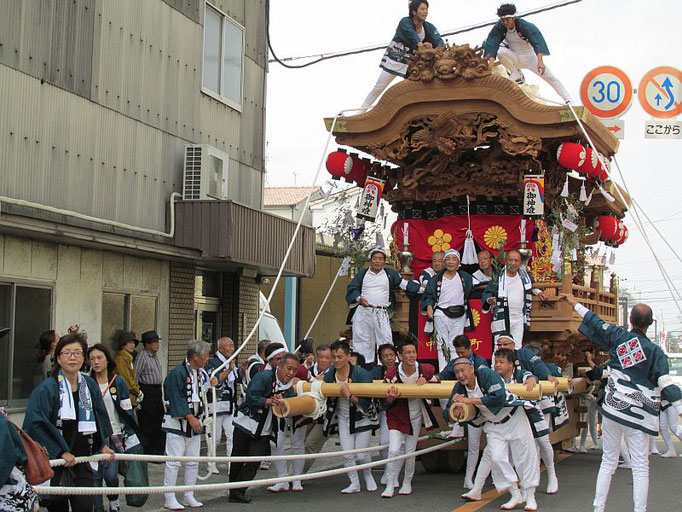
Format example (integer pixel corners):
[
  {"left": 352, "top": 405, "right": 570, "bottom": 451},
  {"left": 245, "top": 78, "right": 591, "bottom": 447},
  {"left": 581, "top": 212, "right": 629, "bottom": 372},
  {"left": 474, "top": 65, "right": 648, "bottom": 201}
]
[{"left": 580, "top": 66, "right": 634, "bottom": 119}]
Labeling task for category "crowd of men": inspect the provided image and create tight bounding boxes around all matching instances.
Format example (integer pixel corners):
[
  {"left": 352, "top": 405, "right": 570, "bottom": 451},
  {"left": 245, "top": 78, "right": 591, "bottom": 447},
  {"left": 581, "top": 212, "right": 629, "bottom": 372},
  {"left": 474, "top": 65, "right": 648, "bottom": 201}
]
[{"left": 12, "top": 239, "right": 680, "bottom": 512}]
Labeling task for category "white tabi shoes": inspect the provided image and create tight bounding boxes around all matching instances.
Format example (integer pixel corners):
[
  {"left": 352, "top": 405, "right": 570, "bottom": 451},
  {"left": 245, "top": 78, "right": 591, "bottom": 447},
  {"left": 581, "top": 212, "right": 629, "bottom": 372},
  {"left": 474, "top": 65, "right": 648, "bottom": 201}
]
[
  {"left": 524, "top": 487, "right": 538, "bottom": 511},
  {"left": 398, "top": 480, "right": 413, "bottom": 495},
  {"left": 267, "top": 482, "right": 290, "bottom": 493},
  {"left": 500, "top": 486, "right": 524, "bottom": 510},
  {"left": 182, "top": 493, "right": 203, "bottom": 508},
  {"left": 164, "top": 496, "right": 185, "bottom": 510}
]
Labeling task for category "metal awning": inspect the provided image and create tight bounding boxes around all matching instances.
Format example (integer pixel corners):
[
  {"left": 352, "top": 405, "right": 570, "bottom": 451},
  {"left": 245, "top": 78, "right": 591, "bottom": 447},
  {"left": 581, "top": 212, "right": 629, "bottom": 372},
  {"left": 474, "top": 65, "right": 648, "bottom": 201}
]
[{"left": 174, "top": 200, "right": 316, "bottom": 277}]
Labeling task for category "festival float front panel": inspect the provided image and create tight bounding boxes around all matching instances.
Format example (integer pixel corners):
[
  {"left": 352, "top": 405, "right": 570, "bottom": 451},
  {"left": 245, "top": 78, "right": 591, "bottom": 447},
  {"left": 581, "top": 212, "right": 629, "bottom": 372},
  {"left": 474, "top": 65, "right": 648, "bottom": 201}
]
[{"left": 325, "top": 44, "right": 629, "bottom": 368}]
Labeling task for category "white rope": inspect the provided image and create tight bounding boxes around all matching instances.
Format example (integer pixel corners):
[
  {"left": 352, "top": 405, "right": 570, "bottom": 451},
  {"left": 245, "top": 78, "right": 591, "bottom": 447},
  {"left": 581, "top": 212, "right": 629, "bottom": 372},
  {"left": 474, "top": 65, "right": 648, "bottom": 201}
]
[
  {"left": 206, "top": 106, "right": 361, "bottom": 476},
  {"left": 49, "top": 432, "right": 437, "bottom": 468},
  {"left": 37, "top": 438, "right": 460, "bottom": 495},
  {"left": 298, "top": 260, "right": 346, "bottom": 347},
  {"left": 293, "top": 379, "right": 327, "bottom": 419}
]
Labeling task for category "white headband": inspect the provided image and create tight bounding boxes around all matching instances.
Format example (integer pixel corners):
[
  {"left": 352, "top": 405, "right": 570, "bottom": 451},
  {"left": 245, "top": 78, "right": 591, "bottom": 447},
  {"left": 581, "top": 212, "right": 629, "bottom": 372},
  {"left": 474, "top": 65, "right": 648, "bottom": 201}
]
[
  {"left": 444, "top": 249, "right": 461, "bottom": 260},
  {"left": 266, "top": 347, "right": 287, "bottom": 361},
  {"left": 368, "top": 247, "right": 387, "bottom": 259}
]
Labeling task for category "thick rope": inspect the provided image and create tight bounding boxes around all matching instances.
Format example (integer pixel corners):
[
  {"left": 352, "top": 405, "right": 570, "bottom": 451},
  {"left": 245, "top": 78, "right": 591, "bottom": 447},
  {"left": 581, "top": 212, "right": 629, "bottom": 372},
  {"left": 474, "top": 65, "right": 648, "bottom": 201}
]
[
  {"left": 293, "top": 379, "right": 327, "bottom": 419},
  {"left": 37, "top": 438, "right": 459, "bottom": 495},
  {"left": 49, "top": 432, "right": 437, "bottom": 468}
]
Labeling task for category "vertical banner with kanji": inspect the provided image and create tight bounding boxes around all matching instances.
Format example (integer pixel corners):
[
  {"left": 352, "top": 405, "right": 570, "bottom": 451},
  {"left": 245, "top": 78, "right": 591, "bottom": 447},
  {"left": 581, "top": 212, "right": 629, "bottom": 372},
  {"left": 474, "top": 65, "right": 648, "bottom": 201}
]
[
  {"left": 523, "top": 175, "right": 545, "bottom": 216},
  {"left": 356, "top": 177, "right": 385, "bottom": 222}
]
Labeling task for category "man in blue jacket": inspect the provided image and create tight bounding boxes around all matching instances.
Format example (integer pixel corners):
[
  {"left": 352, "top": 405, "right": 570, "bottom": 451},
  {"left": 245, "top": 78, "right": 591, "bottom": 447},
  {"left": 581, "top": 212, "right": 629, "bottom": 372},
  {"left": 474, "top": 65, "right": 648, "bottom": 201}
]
[
  {"left": 560, "top": 293, "right": 682, "bottom": 512},
  {"left": 228, "top": 352, "right": 300, "bottom": 503},
  {"left": 422, "top": 249, "right": 476, "bottom": 371},
  {"left": 361, "top": 0, "right": 444, "bottom": 108},
  {"left": 482, "top": 3, "right": 571, "bottom": 102},
  {"left": 346, "top": 247, "right": 419, "bottom": 364},
  {"left": 447, "top": 358, "right": 539, "bottom": 510}
]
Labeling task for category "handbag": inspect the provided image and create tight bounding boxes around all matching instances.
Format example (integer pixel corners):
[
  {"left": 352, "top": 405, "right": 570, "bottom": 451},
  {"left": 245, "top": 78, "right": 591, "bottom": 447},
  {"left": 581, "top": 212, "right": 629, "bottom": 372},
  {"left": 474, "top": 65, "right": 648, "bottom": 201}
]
[{"left": 11, "top": 421, "right": 54, "bottom": 485}]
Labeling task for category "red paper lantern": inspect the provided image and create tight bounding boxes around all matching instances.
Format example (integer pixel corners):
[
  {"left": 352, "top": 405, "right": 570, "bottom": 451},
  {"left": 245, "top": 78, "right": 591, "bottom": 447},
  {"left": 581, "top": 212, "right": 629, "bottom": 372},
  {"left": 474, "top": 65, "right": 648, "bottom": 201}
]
[
  {"left": 615, "top": 221, "right": 628, "bottom": 246},
  {"left": 557, "top": 142, "right": 586, "bottom": 170},
  {"left": 326, "top": 151, "right": 351, "bottom": 180},
  {"left": 593, "top": 215, "right": 620, "bottom": 242},
  {"left": 579, "top": 148, "right": 609, "bottom": 180}
]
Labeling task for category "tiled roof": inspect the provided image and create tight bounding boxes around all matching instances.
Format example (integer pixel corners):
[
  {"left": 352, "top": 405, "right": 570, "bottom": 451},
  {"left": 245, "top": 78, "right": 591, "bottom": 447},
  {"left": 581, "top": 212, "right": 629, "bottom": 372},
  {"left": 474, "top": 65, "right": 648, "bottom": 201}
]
[{"left": 264, "top": 186, "right": 322, "bottom": 206}]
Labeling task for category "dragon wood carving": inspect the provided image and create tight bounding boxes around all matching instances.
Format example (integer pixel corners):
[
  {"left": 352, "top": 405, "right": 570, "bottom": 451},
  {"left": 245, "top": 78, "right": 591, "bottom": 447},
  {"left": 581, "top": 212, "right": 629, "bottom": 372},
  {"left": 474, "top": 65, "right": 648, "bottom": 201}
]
[
  {"left": 371, "top": 112, "right": 542, "bottom": 202},
  {"left": 407, "top": 43, "right": 491, "bottom": 82}
]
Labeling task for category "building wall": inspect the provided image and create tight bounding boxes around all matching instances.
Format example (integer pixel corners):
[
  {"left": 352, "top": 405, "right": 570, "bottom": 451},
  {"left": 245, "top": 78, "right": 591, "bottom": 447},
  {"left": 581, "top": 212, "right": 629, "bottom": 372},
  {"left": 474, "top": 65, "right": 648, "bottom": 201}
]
[
  {"left": 0, "top": 232, "right": 170, "bottom": 419},
  {"left": 0, "top": 0, "right": 266, "bottom": 233},
  {"left": 168, "top": 261, "right": 196, "bottom": 367}
]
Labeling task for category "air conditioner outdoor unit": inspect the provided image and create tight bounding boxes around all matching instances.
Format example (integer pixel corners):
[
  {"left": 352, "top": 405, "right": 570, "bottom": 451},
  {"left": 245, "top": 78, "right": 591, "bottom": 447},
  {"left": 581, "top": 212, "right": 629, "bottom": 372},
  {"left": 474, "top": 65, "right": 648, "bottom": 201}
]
[{"left": 182, "top": 144, "right": 229, "bottom": 200}]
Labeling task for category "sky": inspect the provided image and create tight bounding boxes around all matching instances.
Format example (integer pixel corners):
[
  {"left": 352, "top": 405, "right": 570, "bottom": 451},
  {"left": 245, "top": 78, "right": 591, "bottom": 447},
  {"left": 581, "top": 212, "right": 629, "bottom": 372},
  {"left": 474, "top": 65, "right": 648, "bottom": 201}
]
[{"left": 265, "top": 0, "right": 682, "bottom": 334}]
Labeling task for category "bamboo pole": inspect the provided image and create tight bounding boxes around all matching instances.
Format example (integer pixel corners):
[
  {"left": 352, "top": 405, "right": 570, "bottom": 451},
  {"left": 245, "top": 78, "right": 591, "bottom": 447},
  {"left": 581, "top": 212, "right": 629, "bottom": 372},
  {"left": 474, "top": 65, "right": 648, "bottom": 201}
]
[
  {"left": 273, "top": 396, "right": 318, "bottom": 418},
  {"left": 296, "top": 381, "right": 558, "bottom": 400},
  {"left": 449, "top": 402, "right": 477, "bottom": 423}
]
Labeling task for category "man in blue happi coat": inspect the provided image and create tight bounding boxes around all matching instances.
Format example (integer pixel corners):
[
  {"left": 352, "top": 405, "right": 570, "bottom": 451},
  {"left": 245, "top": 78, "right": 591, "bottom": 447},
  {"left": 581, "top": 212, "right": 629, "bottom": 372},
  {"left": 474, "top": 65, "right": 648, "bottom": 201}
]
[{"left": 560, "top": 293, "right": 682, "bottom": 512}]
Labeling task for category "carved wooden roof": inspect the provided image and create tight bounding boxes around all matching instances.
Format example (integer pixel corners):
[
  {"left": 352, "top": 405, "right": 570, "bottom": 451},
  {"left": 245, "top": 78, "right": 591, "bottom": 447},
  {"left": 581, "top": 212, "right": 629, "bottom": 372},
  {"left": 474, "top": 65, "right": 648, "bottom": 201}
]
[{"left": 324, "top": 45, "right": 627, "bottom": 216}]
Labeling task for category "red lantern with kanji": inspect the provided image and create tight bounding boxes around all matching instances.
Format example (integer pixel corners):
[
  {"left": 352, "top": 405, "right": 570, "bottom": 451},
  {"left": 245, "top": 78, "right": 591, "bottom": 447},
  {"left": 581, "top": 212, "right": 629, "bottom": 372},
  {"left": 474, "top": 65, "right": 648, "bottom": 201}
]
[
  {"left": 593, "top": 215, "right": 620, "bottom": 242},
  {"left": 557, "top": 142, "right": 586, "bottom": 170}
]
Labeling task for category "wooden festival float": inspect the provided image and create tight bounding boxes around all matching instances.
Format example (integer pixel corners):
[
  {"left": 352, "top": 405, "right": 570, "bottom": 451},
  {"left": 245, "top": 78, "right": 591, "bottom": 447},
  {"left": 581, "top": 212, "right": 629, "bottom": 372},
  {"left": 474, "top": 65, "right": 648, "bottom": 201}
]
[{"left": 321, "top": 43, "right": 630, "bottom": 471}]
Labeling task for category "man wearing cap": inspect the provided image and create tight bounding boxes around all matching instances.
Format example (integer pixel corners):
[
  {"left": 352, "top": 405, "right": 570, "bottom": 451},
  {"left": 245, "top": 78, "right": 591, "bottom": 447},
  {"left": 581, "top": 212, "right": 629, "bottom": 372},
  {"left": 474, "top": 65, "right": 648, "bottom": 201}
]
[
  {"left": 560, "top": 294, "right": 682, "bottom": 512},
  {"left": 482, "top": 250, "right": 548, "bottom": 349},
  {"left": 422, "top": 249, "right": 476, "bottom": 371},
  {"left": 136, "top": 330, "right": 165, "bottom": 455},
  {"left": 346, "top": 247, "right": 420, "bottom": 364},
  {"left": 482, "top": 3, "right": 571, "bottom": 102},
  {"left": 115, "top": 331, "right": 142, "bottom": 408},
  {"left": 447, "top": 357, "right": 540, "bottom": 510},
  {"left": 205, "top": 337, "right": 238, "bottom": 475}
]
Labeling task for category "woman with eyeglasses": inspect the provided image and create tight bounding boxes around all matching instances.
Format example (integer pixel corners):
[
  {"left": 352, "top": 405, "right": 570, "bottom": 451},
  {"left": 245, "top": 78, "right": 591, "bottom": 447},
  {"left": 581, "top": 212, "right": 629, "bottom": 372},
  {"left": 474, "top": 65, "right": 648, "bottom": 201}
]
[
  {"left": 87, "top": 343, "right": 139, "bottom": 512},
  {"left": 23, "top": 333, "right": 114, "bottom": 512}
]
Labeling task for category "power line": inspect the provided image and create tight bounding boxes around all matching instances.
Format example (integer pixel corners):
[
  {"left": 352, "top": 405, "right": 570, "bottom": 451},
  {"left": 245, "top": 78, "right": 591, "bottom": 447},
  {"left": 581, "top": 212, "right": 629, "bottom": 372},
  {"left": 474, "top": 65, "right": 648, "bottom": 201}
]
[{"left": 267, "top": 0, "right": 584, "bottom": 68}]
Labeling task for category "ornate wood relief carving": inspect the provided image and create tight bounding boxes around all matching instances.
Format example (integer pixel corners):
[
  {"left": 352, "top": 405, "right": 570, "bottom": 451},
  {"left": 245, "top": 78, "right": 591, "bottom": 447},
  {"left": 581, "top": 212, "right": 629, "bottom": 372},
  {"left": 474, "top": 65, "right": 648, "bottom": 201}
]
[{"left": 407, "top": 44, "right": 491, "bottom": 82}]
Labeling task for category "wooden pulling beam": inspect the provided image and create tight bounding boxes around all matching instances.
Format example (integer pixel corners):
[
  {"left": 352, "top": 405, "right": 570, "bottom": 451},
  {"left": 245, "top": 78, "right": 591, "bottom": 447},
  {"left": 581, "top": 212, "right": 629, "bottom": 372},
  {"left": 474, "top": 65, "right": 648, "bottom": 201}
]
[{"left": 276, "top": 380, "right": 567, "bottom": 419}]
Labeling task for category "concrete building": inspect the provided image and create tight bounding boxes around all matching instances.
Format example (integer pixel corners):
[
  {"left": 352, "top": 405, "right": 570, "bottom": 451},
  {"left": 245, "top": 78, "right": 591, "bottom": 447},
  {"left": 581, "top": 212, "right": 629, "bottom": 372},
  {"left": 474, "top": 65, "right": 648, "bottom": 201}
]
[{"left": 0, "top": 0, "right": 314, "bottom": 417}]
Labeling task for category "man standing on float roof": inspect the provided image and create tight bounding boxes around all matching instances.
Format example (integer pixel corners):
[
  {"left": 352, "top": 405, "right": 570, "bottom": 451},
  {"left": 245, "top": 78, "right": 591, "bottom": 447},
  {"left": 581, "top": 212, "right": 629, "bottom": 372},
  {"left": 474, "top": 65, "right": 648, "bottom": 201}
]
[
  {"left": 560, "top": 294, "right": 682, "bottom": 512},
  {"left": 482, "top": 3, "right": 571, "bottom": 103},
  {"left": 346, "top": 247, "right": 420, "bottom": 364}
]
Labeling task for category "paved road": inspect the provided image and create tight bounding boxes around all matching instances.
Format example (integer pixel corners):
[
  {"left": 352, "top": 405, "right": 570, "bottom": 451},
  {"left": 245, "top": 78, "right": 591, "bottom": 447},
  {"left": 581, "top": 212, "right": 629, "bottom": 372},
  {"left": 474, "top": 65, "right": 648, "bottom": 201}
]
[{"left": 121, "top": 439, "right": 681, "bottom": 511}]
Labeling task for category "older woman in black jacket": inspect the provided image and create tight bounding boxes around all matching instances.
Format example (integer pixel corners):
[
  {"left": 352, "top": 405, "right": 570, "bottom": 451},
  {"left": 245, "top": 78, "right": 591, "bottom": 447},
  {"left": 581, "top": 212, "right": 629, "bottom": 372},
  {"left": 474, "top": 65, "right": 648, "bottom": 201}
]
[{"left": 23, "top": 333, "right": 114, "bottom": 512}]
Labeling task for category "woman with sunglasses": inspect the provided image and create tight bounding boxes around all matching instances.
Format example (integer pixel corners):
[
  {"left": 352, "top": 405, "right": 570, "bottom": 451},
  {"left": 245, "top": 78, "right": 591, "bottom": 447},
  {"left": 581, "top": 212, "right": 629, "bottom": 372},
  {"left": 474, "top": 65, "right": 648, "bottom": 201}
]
[{"left": 23, "top": 333, "right": 114, "bottom": 512}]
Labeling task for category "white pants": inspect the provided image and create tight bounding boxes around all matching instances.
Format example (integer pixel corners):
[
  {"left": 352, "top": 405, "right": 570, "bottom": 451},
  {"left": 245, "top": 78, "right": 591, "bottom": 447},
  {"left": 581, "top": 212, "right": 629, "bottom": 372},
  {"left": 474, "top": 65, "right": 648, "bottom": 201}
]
[
  {"left": 361, "top": 69, "right": 397, "bottom": 108},
  {"left": 271, "top": 420, "right": 292, "bottom": 479},
  {"left": 164, "top": 433, "right": 201, "bottom": 501},
  {"left": 214, "top": 414, "right": 234, "bottom": 460},
  {"left": 433, "top": 313, "right": 467, "bottom": 371},
  {"left": 465, "top": 425, "right": 483, "bottom": 482},
  {"left": 497, "top": 47, "right": 571, "bottom": 102},
  {"left": 385, "top": 416, "right": 422, "bottom": 487},
  {"left": 536, "top": 434, "right": 556, "bottom": 477},
  {"left": 593, "top": 416, "right": 650, "bottom": 512},
  {"left": 352, "top": 306, "right": 393, "bottom": 364},
  {"left": 509, "top": 312, "right": 525, "bottom": 350},
  {"left": 379, "top": 411, "right": 390, "bottom": 459},
  {"left": 486, "top": 410, "right": 539, "bottom": 492},
  {"left": 290, "top": 424, "right": 307, "bottom": 484},
  {"left": 660, "top": 407, "right": 682, "bottom": 453},
  {"left": 338, "top": 415, "right": 373, "bottom": 485},
  {"left": 580, "top": 399, "right": 600, "bottom": 448}
]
